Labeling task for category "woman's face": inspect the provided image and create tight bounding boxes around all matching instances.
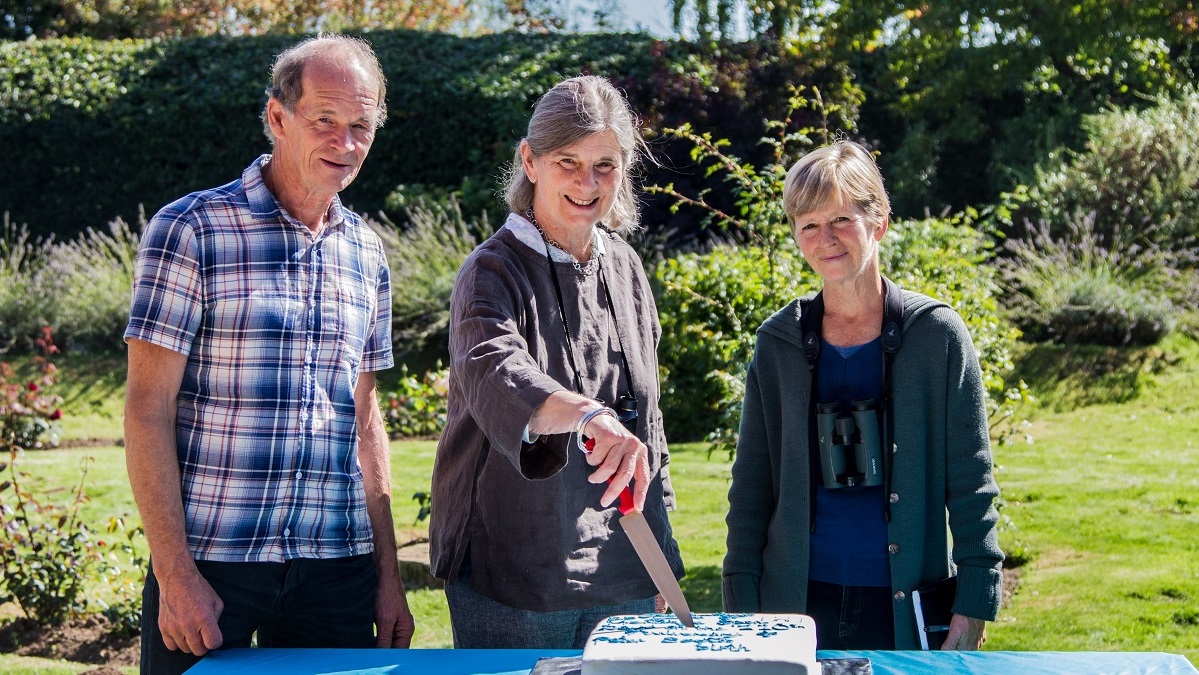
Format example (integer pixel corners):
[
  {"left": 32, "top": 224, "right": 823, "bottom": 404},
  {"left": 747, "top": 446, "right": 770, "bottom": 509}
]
[
  {"left": 792, "top": 199, "right": 887, "bottom": 286},
  {"left": 521, "top": 130, "right": 624, "bottom": 236}
]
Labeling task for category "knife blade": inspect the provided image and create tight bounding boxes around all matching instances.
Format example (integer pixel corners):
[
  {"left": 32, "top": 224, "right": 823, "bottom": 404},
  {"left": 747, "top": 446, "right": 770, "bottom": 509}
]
[
  {"left": 618, "top": 508, "right": 694, "bottom": 627},
  {"left": 584, "top": 438, "right": 694, "bottom": 627}
]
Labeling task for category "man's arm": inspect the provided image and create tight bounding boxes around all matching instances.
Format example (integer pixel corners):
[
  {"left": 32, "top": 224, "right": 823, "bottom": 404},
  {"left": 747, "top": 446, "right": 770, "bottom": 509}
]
[
  {"left": 355, "top": 372, "right": 415, "bottom": 648},
  {"left": 124, "top": 338, "right": 224, "bottom": 656}
]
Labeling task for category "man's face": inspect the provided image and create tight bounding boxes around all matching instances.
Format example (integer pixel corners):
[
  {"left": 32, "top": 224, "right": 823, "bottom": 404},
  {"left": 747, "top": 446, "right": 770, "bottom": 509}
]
[{"left": 268, "top": 56, "right": 380, "bottom": 198}]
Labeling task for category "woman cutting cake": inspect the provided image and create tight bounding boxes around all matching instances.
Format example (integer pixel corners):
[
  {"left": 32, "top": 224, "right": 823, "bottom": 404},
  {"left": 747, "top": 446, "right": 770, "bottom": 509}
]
[
  {"left": 430, "top": 75, "right": 684, "bottom": 649},
  {"left": 723, "top": 140, "right": 1004, "bottom": 650}
]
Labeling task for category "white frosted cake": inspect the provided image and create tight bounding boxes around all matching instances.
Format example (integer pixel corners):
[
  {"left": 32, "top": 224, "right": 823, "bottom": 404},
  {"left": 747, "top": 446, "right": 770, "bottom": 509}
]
[{"left": 581, "top": 613, "right": 818, "bottom": 675}]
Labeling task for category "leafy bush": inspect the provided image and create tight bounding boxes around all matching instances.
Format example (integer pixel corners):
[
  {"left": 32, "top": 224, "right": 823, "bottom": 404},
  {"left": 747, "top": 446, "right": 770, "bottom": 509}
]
[
  {"left": 0, "top": 451, "right": 100, "bottom": 625},
  {"left": 649, "top": 87, "right": 834, "bottom": 448},
  {"left": 1, "top": 327, "right": 63, "bottom": 450},
  {"left": 1, "top": 334, "right": 147, "bottom": 630},
  {"left": 846, "top": 2, "right": 1193, "bottom": 219},
  {"left": 0, "top": 333, "right": 95, "bottom": 626},
  {"left": 654, "top": 244, "right": 812, "bottom": 446},
  {"left": 995, "top": 216, "right": 1182, "bottom": 347},
  {"left": 369, "top": 199, "right": 487, "bottom": 364},
  {"left": 383, "top": 364, "right": 449, "bottom": 439},
  {"left": 383, "top": 177, "right": 498, "bottom": 231},
  {"left": 95, "top": 516, "right": 147, "bottom": 638},
  {"left": 34, "top": 215, "right": 141, "bottom": 352},
  {"left": 996, "top": 86, "right": 1199, "bottom": 258},
  {"left": 0, "top": 32, "right": 858, "bottom": 247},
  {"left": 0, "top": 214, "right": 52, "bottom": 353},
  {"left": 880, "top": 212, "right": 1023, "bottom": 400}
]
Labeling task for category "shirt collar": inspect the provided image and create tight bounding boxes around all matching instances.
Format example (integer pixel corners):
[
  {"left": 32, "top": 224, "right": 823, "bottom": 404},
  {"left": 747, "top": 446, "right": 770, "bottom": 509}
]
[
  {"left": 244, "top": 154, "right": 350, "bottom": 232},
  {"left": 504, "top": 211, "right": 607, "bottom": 263}
]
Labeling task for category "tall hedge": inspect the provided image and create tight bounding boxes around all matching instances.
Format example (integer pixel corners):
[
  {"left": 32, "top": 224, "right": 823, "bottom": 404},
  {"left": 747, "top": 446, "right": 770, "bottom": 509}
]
[{"left": 1, "top": 32, "right": 859, "bottom": 241}]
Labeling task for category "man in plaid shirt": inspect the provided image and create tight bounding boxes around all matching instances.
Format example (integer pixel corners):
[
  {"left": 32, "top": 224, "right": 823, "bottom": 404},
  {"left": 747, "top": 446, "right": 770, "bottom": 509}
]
[{"left": 124, "top": 35, "right": 414, "bottom": 674}]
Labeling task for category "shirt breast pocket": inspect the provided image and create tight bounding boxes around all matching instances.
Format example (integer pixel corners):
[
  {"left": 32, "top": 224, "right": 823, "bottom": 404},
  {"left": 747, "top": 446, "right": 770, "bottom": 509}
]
[{"left": 326, "top": 281, "right": 374, "bottom": 361}]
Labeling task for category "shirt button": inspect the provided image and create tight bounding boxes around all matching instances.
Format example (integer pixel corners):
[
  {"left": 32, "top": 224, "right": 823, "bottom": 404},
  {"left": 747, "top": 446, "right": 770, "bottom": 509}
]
[
  {"left": 888, "top": 543, "right": 900, "bottom": 554},
  {"left": 889, "top": 492, "right": 900, "bottom": 504},
  {"left": 283, "top": 528, "right": 291, "bottom": 537},
  {"left": 894, "top": 591, "right": 906, "bottom": 602},
  {"left": 295, "top": 471, "right": 303, "bottom": 480}
]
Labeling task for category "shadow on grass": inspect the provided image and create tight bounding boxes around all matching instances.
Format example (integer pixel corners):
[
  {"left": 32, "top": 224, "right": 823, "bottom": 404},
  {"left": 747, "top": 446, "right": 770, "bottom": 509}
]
[
  {"left": 680, "top": 564, "right": 723, "bottom": 613},
  {"left": 1011, "top": 341, "right": 1175, "bottom": 412}
]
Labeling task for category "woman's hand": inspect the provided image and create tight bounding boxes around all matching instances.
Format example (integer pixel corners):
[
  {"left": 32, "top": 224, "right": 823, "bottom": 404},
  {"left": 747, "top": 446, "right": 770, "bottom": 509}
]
[
  {"left": 942, "top": 614, "right": 987, "bottom": 650},
  {"left": 582, "top": 411, "right": 650, "bottom": 512}
]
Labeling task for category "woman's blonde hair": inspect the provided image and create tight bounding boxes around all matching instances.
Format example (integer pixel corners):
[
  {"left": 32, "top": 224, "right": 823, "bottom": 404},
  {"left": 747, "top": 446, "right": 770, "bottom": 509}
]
[
  {"left": 782, "top": 140, "right": 890, "bottom": 232},
  {"left": 504, "top": 75, "right": 645, "bottom": 232}
]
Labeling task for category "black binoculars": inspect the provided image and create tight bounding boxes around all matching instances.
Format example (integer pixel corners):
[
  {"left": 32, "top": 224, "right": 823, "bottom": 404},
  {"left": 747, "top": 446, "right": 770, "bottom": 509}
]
[
  {"left": 613, "top": 395, "right": 638, "bottom": 434},
  {"left": 816, "top": 399, "right": 883, "bottom": 489}
]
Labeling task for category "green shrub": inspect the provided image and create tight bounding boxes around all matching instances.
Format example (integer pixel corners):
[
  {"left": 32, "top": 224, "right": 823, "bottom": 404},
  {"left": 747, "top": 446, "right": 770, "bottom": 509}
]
[
  {"left": 996, "top": 216, "right": 1181, "bottom": 347},
  {"left": 0, "top": 327, "right": 63, "bottom": 450},
  {"left": 383, "top": 177, "right": 498, "bottom": 231},
  {"left": 996, "top": 86, "right": 1199, "bottom": 258},
  {"left": 0, "top": 334, "right": 94, "bottom": 626},
  {"left": 369, "top": 199, "right": 487, "bottom": 364},
  {"left": 881, "top": 212, "right": 1023, "bottom": 400},
  {"left": 654, "top": 244, "right": 813, "bottom": 446},
  {"left": 35, "top": 216, "right": 140, "bottom": 353},
  {"left": 0, "top": 215, "right": 52, "bottom": 353},
  {"left": 95, "top": 516, "right": 146, "bottom": 638},
  {"left": 383, "top": 364, "right": 449, "bottom": 440},
  {"left": 0, "top": 33, "right": 858, "bottom": 247},
  {"left": 0, "top": 450, "right": 100, "bottom": 625}
]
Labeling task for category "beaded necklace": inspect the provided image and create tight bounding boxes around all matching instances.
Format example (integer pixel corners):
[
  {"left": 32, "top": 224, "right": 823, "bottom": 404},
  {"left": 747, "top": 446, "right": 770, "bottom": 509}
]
[{"left": 525, "top": 209, "right": 601, "bottom": 275}]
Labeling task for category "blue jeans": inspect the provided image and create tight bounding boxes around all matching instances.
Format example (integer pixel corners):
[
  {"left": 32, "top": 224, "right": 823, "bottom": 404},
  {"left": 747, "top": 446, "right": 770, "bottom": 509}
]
[
  {"left": 140, "top": 554, "right": 377, "bottom": 675},
  {"left": 445, "top": 568, "right": 655, "bottom": 649},
  {"left": 806, "top": 579, "right": 896, "bottom": 650}
]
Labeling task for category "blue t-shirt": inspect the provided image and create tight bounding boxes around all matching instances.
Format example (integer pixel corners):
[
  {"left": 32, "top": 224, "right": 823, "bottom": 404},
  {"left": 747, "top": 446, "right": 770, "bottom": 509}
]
[{"left": 808, "top": 337, "right": 891, "bottom": 587}]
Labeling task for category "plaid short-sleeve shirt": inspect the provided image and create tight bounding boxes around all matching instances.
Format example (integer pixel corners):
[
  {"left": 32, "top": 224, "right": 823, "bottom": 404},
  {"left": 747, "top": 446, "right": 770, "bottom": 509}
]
[{"left": 124, "top": 155, "right": 394, "bottom": 563}]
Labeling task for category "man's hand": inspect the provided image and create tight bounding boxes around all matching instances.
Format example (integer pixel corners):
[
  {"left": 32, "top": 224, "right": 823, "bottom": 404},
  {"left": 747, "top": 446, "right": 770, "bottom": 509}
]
[
  {"left": 375, "top": 573, "right": 415, "bottom": 648},
  {"left": 157, "top": 564, "right": 224, "bottom": 656},
  {"left": 942, "top": 614, "right": 986, "bottom": 651}
]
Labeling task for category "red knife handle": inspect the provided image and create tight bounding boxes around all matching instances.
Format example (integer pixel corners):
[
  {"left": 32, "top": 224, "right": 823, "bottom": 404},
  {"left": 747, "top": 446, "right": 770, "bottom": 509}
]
[{"left": 584, "top": 438, "right": 635, "bottom": 515}]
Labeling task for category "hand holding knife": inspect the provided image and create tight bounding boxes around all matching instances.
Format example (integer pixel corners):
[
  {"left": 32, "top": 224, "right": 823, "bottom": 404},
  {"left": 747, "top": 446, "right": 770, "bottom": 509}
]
[{"left": 584, "top": 435, "right": 695, "bottom": 628}]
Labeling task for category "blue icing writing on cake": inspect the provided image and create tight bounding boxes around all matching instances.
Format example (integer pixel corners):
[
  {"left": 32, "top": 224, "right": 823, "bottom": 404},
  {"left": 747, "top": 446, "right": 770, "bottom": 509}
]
[{"left": 582, "top": 613, "right": 818, "bottom": 675}]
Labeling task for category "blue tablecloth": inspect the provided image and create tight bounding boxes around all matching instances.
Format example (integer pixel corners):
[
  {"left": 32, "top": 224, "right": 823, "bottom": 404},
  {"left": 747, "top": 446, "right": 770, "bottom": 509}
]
[{"left": 184, "top": 647, "right": 1199, "bottom": 674}]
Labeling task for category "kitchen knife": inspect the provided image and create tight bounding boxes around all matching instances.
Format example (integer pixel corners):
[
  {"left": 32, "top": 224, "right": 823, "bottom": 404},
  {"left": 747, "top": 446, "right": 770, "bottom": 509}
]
[{"left": 586, "top": 438, "right": 694, "bottom": 627}]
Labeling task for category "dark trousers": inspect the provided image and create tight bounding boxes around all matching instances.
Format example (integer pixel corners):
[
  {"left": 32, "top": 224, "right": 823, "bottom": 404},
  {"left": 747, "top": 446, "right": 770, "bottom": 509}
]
[
  {"left": 807, "top": 579, "right": 896, "bottom": 650},
  {"left": 140, "top": 554, "right": 377, "bottom": 675}
]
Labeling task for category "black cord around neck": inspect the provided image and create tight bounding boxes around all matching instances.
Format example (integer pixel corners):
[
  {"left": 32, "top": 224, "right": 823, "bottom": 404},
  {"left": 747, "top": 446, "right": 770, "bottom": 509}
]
[{"left": 541, "top": 239, "right": 635, "bottom": 399}]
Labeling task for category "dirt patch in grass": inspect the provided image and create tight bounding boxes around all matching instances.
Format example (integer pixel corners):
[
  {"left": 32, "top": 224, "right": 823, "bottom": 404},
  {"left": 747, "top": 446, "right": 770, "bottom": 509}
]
[
  {"left": 1002, "top": 566, "right": 1021, "bottom": 608},
  {"left": 0, "top": 614, "right": 138, "bottom": 670}
]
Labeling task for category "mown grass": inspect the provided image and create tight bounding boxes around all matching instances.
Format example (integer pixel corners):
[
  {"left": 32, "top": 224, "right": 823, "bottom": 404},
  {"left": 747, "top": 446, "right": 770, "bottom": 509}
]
[
  {"left": 2, "top": 334, "right": 1198, "bottom": 672},
  {"left": 988, "top": 332, "right": 1199, "bottom": 661}
]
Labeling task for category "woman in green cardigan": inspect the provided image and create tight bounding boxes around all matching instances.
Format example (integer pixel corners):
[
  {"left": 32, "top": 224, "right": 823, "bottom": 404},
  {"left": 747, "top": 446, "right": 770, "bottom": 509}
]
[{"left": 723, "top": 140, "right": 1004, "bottom": 650}]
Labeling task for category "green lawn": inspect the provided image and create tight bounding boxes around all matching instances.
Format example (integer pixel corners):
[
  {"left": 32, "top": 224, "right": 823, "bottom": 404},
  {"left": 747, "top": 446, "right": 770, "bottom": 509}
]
[{"left": 2, "top": 334, "right": 1198, "bottom": 672}]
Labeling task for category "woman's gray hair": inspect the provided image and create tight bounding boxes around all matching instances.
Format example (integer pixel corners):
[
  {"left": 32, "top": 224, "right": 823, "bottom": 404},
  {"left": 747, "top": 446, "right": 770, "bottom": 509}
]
[
  {"left": 783, "top": 140, "right": 890, "bottom": 232},
  {"left": 504, "top": 75, "right": 646, "bottom": 233},
  {"left": 261, "top": 34, "right": 388, "bottom": 146}
]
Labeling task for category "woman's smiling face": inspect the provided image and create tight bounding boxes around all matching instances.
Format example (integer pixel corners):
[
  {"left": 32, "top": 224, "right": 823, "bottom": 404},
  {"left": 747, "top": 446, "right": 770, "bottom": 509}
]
[
  {"left": 521, "top": 130, "right": 623, "bottom": 239},
  {"left": 792, "top": 199, "right": 887, "bottom": 286}
]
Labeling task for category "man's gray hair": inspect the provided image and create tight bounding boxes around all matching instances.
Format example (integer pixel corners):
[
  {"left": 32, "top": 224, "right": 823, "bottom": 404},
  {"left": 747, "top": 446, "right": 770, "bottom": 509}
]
[
  {"left": 261, "top": 34, "right": 387, "bottom": 146},
  {"left": 504, "top": 75, "right": 646, "bottom": 233}
]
